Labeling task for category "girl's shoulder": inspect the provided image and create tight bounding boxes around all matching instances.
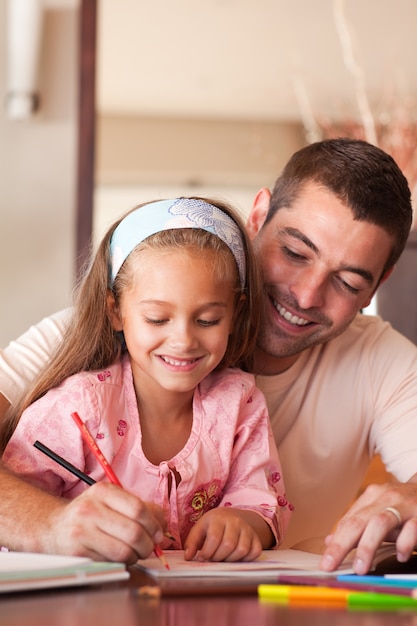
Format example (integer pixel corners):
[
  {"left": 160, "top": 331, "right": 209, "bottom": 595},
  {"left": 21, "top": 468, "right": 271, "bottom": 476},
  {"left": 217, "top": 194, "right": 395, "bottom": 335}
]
[
  {"left": 55, "top": 358, "right": 126, "bottom": 393},
  {"left": 199, "top": 367, "right": 257, "bottom": 398}
]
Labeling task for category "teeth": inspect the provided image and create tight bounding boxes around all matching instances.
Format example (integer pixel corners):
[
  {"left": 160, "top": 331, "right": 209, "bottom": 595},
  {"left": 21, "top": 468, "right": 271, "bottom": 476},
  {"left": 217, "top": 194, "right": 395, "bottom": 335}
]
[
  {"left": 161, "top": 356, "right": 196, "bottom": 366},
  {"left": 275, "top": 303, "right": 309, "bottom": 326}
]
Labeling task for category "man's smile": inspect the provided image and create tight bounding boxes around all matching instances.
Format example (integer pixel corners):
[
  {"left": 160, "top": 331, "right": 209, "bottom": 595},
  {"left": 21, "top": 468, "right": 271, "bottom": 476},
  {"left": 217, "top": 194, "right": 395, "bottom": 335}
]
[{"left": 272, "top": 299, "right": 311, "bottom": 327}]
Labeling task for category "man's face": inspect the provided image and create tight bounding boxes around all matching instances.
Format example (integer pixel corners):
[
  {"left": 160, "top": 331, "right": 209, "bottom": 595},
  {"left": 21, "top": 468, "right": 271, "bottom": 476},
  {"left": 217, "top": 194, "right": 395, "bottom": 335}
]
[{"left": 247, "top": 182, "right": 394, "bottom": 374}]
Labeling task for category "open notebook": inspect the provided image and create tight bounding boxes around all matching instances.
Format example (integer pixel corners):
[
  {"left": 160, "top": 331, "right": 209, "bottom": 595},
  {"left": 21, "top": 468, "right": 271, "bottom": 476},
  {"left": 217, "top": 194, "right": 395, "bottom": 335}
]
[
  {"left": 0, "top": 551, "right": 129, "bottom": 593},
  {"left": 136, "top": 544, "right": 398, "bottom": 580}
]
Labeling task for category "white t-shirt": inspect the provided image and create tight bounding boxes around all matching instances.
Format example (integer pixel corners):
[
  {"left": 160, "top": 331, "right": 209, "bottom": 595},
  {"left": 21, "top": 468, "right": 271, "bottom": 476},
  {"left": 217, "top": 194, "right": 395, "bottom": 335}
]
[
  {"left": 0, "top": 309, "right": 72, "bottom": 405},
  {"left": 1, "top": 310, "right": 417, "bottom": 548}
]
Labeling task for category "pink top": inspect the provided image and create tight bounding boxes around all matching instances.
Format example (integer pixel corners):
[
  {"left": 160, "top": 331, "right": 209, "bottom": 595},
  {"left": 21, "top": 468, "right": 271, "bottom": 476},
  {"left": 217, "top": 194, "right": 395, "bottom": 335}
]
[{"left": 3, "top": 354, "right": 291, "bottom": 548}]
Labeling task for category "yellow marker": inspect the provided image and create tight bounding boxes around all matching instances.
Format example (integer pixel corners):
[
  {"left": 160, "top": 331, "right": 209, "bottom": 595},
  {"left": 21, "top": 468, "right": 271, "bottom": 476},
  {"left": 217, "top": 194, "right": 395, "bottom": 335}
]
[{"left": 258, "top": 584, "right": 417, "bottom": 610}]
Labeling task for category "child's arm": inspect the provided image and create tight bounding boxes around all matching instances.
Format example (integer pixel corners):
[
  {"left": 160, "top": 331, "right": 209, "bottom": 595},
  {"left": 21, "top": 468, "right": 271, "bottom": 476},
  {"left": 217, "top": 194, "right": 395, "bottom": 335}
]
[
  {"left": 183, "top": 373, "right": 291, "bottom": 561},
  {"left": 184, "top": 507, "right": 273, "bottom": 562}
]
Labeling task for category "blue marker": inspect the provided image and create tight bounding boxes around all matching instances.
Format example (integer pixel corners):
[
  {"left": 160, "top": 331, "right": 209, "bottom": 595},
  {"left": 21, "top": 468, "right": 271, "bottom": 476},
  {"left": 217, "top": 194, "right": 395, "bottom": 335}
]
[{"left": 338, "top": 575, "right": 417, "bottom": 589}]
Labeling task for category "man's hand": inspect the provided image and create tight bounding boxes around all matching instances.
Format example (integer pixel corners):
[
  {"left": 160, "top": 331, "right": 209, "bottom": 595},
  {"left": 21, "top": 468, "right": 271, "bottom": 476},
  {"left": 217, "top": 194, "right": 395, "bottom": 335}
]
[
  {"left": 320, "top": 476, "right": 417, "bottom": 574},
  {"left": 47, "top": 482, "right": 167, "bottom": 563},
  {"left": 0, "top": 469, "right": 166, "bottom": 564}
]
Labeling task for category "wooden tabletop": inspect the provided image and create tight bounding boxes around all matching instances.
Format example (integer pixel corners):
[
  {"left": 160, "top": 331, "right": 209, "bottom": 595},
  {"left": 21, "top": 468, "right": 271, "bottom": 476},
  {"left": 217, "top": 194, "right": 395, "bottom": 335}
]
[{"left": 2, "top": 559, "right": 417, "bottom": 626}]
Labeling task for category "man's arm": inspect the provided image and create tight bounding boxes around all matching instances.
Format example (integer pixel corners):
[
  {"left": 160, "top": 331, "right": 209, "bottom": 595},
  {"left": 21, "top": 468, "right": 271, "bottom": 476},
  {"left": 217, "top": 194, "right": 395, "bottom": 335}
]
[
  {"left": 320, "top": 475, "right": 417, "bottom": 573},
  {"left": 0, "top": 310, "right": 170, "bottom": 562},
  {"left": 0, "top": 466, "right": 166, "bottom": 563},
  {"left": 0, "top": 393, "right": 10, "bottom": 426},
  {"left": 0, "top": 310, "right": 70, "bottom": 412}
]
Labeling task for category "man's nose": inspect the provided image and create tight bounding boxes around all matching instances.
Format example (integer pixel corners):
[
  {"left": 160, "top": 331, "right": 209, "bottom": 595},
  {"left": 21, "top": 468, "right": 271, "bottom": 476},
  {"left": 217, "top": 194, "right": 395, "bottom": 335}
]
[{"left": 290, "top": 270, "right": 327, "bottom": 310}]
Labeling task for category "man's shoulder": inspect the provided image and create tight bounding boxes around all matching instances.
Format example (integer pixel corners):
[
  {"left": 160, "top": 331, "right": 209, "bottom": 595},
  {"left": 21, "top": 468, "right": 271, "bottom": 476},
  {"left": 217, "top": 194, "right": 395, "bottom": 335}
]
[
  {"left": 338, "top": 312, "right": 386, "bottom": 341},
  {"left": 332, "top": 313, "right": 414, "bottom": 349},
  {"left": 318, "top": 314, "right": 417, "bottom": 369}
]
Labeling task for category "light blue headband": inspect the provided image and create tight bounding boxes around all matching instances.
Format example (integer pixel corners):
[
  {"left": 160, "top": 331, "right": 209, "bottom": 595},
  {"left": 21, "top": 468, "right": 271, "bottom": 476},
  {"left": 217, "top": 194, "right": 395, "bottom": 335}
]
[{"left": 109, "top": 198, "right": 246, "bottom": 289}]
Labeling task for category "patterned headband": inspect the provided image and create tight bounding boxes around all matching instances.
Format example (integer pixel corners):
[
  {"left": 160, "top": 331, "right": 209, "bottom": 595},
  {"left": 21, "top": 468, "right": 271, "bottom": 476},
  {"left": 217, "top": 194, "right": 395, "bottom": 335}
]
[{"left": 109, "top": 198, "right": 246, "bottom": 289}]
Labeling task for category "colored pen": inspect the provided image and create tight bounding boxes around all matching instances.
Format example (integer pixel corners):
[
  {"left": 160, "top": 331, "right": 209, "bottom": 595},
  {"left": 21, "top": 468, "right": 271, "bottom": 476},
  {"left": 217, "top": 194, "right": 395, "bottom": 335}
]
[
  {"left": 337, "top": 574, "right": 417, "bottom": 590},
  {"left": 70, "top": 411, "right": 170, "bottom": 570},
  {"left": 275, "top": 574, "right": 416, "bottom": 597},
  {"left": 34, "top": 439, "right": 176, "bottom": 544},
  {"left": 34, "top": 440, "right": 96, "bottom": 485},
  {"left": 258, "top": 584, "right": 417, "bottom": 610},
  {"left": 71, "top": 411, "right": 122, "bottom": 485}
]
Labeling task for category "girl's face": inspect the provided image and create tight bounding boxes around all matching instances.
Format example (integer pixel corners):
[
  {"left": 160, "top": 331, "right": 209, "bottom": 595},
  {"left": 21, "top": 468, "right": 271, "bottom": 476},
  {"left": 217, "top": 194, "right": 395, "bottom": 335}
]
[{"left": 108, "top": 247, "right": 237, "bottom": 400}]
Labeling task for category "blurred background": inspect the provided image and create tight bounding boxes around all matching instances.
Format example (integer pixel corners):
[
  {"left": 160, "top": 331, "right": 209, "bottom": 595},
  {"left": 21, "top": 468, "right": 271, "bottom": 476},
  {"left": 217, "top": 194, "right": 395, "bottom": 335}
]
[{"left": 1, "top": 0, "right": 417, "bottom": 347}]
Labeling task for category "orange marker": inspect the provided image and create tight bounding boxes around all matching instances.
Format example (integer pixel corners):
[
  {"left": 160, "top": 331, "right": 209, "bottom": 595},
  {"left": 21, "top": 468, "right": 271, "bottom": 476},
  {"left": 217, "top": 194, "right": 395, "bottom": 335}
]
[{"left": 258, "top": 584, "right": 417, "bottom": 610}]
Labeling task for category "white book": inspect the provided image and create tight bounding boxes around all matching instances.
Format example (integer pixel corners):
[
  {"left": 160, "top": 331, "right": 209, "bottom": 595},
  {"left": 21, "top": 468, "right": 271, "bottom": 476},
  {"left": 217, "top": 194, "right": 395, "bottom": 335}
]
[{"left": 0, "top": 551, "right": 129, "bottom": 593}]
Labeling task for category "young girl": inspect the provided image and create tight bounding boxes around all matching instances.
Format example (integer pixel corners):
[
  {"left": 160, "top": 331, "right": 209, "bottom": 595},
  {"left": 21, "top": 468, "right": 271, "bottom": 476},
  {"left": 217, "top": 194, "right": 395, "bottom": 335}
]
[{"left": 2, "top": 197, "right": 291, "bottom": 562}]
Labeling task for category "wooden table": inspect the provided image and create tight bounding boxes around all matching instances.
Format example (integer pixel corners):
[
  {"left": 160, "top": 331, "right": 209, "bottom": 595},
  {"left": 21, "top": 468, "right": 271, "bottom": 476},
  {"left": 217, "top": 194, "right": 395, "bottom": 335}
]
[{"left": 2, "top": 558, "right": 417, "bottom": 626}]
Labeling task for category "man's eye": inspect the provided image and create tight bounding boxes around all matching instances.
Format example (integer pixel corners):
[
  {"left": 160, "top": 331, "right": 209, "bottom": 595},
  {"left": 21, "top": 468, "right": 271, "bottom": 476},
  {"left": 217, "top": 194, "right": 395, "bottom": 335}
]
[
  {"left": 282, "top": 246, "right": 305, "bottom": 261},
  {"left": 338, "top": 278, "right": 360, "bottom": 295}
]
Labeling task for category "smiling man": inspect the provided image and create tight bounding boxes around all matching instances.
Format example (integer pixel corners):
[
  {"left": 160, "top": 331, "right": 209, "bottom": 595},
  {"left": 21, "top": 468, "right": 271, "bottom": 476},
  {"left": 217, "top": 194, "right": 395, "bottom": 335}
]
[
  {"left": 1, "top": 138, "right": 417, "bottom": 574},
  {"left": 248, "top": 181, "right": 395, "bottom": 372},
  {"left": 245, "top": 139, "right": 417, "bottom": 574}
]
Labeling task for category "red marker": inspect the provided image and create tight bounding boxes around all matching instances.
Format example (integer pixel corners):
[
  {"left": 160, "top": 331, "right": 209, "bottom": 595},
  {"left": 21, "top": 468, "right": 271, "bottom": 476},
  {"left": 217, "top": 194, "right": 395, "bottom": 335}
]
[{"left": 71, "top": 411, "right": 169, "bottom": 570}]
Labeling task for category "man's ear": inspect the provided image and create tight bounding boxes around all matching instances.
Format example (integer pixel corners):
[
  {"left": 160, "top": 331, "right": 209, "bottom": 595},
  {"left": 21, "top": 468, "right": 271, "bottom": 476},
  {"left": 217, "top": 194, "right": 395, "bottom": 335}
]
[
  {"left": 246, "top": 187, "right": 271, "bottom": 240},
  {"left": 107, "top": 292, "right": 123, "bottom": 331},
  {"left": 362, "top": 266, "right": 395, "bottom": 308}
]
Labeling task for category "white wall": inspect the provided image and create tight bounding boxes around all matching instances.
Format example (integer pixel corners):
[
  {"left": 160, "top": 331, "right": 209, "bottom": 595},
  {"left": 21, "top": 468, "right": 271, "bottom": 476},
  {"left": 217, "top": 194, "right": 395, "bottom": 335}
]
[
  {"left": 0, "top": 1, "right": 78, "bottom": 347},
  {"left": 0, "top": 0, "right": 306, "bottom": 350},
  {"left": 93, "top": 114, "right": 306, "bottom": 246}
]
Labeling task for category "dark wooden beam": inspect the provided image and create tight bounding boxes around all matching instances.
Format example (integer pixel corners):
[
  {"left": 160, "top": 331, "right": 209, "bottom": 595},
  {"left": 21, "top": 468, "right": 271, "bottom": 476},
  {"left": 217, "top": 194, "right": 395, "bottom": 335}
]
[{"left": 75, "top": 0, "right": 97, "bottom": 280}]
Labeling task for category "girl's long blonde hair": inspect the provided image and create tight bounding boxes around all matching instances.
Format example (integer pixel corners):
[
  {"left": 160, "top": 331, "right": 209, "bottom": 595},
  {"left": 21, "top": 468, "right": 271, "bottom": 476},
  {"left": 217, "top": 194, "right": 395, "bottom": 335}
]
[{"left": 1, "top": 197, "right": 263, "bottom": 450}]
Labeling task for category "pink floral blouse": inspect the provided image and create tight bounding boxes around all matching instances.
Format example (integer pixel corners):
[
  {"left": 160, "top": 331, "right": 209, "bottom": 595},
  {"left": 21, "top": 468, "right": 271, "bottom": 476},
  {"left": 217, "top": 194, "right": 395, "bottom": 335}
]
[{"left": 3, "top": 354, "right": 291, "bottom": 548}]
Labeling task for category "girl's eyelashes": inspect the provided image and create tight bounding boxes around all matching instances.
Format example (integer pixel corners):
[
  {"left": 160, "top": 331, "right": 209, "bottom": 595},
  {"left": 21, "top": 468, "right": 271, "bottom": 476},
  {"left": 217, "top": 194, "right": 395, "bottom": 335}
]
[
  {"left": 197, "top": 319, "right": 221, "bottom": 327},
  {"left": 144, "top": 318, "right": 167, "bottom": 325},
  {"left": 144, "top": 317, "right": 221, "bottom": 327}
]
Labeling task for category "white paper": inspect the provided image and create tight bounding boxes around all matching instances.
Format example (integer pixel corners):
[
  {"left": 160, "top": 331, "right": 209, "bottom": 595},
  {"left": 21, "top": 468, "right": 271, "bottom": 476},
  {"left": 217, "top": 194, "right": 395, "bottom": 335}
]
[{"left": 136, "top": 544, "right": 397, "bottom": 580}]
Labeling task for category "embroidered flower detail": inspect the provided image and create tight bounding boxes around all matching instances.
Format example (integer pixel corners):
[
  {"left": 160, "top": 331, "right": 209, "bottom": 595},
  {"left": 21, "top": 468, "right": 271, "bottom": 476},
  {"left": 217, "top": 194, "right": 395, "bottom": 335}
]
[
  {"left": 116, "top": 419, "right": 127, "bottom": 436},
  {"left": 266, "top": 465, "right": 281, "bottom": 486},
  {"left": 97, "top": 370, "right": 111, "bottom": 382},
  {"left": 277, "top": 495, "right": 288, "bottom": 507},
  {"left": 187, "top": 480, "right": 223, "bottom": 524},
  {"left": 96, "top": 432, "right": 105, "bottom": 440}
]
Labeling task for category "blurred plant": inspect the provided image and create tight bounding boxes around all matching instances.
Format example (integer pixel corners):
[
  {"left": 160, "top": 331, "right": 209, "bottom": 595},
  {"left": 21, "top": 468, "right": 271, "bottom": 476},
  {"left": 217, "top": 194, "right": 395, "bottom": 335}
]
[
  {"left": 294, "top": 0, "right": 417, "bottom": 226},
  {"left": 318, "top": 102, "right": 417, "bottom": 215}
]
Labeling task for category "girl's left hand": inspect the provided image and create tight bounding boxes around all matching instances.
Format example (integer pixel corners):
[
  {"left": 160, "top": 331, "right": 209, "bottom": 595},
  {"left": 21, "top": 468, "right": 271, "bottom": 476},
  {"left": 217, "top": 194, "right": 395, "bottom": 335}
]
[{"left": 183, "top": 508, "right": 268, "bottom": 562}]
